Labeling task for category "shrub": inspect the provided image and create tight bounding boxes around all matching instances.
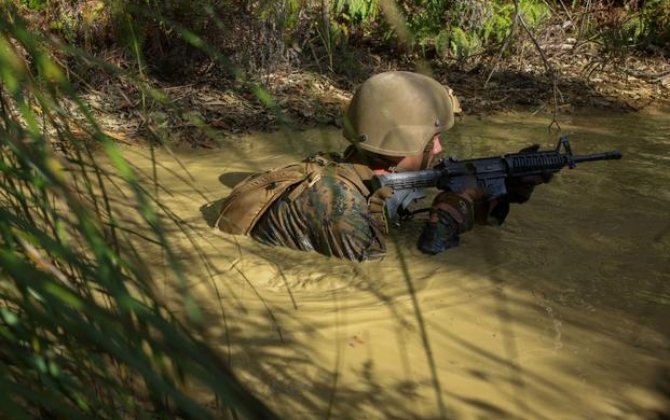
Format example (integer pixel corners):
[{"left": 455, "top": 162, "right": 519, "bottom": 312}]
[{"left": 0, "top": 6, "right": 276, "bottom": 418}]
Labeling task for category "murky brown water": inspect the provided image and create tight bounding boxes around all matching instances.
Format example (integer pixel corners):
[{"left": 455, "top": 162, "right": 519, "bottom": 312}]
[{"left": 117, "top": 111, "right": 669, "bottom": 419}]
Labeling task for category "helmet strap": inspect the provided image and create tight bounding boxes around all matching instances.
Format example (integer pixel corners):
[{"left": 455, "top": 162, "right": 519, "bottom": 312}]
[{"left": 420, "top": 150, "right": 431, "bottom": 170}]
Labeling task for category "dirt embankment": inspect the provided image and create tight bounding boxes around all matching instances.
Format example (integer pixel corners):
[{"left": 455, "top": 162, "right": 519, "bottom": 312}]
[
  {"left": 11, "top": 0, "right": 669, "bottom": 147},
  {"left": 77, "top": 47, "right": 670, "bottom": 148}
]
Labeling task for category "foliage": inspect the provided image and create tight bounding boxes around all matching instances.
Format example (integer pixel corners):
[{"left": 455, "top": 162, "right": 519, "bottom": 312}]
[
  {"left": 433, "top": 0, "right": 550, "bottom": 62},
  {"left": 580, "top": 0, "right": 670, "bottom": 55},
  {"left": 333, "top": 0, "right": 379, "bottom": 23},
  {"left": 19, "top": 0, "right": 46, "bottom": 10},
  {"left": 0, "top": 5, "right": 277, "bottom": 418},
  {"left": 8, "top": 0, "right": 669, "bottom": 76},
  {"left": 639, "top": 0, "right": 670, "bottom": 51}
]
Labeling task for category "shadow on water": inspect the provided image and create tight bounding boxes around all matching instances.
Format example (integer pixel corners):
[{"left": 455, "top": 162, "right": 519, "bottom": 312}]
[
  {"left": 219, "top": 171, "right": 255, "bottom": 188},
  {"left": 152, "top": 234, "right": 433, "bottom": 418},
  {"left": 114, "top": 110, "right": 670, "bottom": 418},
  {"left": 655, "top": 367, "right": 670, "bottom": 419},
  {"left": 201, "top": 199, "right": 225, "bottom": 228},
  {"left": 193, "top": 304, "right": 431, "bottom": 419}
]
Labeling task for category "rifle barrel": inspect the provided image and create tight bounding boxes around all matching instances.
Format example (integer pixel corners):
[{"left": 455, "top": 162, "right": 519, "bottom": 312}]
[{"left": 572, "top": 150, "right": 622, "bottom": 163}]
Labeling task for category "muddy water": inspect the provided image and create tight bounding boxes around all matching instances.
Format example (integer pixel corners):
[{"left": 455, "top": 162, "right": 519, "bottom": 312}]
[{"left": 120, "top": 111, "right": 669, "bottom": 419}]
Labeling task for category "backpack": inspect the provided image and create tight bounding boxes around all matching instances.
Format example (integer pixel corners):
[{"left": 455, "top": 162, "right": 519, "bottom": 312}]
[{"left": 215, "top": 155, "right": 377, "bottom": 235}]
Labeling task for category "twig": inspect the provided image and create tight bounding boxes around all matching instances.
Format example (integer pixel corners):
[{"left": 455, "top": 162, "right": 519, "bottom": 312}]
[
  {"left": 620, "top": 68, "right": 670, "bottom": 82},
  {"left": 516, "top": 1, "right": 561, "bottom": 130},
  {"left": 517, "top": 13, "right": 553, "bottom": 74},
  {"left": 555, "top": 0, "right": 574, "bottom": 23},
  {"left": 162, "top": 84, "right": 196, "bottom": 91},
  {"left": 484, "top": 1, "right": 521, "bottom": 89}
]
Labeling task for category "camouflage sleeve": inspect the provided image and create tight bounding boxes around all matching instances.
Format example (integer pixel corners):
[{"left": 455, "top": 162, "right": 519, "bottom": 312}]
[{"left": 251, "top": 174, "right": 385, "bottom": 261}]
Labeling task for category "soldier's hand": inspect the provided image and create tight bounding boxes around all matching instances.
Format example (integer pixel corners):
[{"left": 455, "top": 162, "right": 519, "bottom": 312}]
[
  {"left": 417, "top": 209, "right": 459, "bottom": 254},
  {"left": 505, "top": 144, "right": 553, "bottom": 204},
  {"left": 417, "top": 191, "right": 475, "bottom": 255}
]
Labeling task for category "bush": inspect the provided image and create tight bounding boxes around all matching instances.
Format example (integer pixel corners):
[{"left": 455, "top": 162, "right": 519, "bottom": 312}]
[
  {"left": 641, "top": 0, "right": 670, "bottom": 52},
  {"left": 412, "top": 0, "right": 549, "bottom": 63},
  {"left": 0, "top": 6, "right": 276, "bottom": 418}
]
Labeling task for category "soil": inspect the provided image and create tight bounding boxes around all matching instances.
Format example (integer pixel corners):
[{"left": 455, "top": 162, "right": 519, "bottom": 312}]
[{"left": 75, "top": 46, "right": 670, "bottom": 148}]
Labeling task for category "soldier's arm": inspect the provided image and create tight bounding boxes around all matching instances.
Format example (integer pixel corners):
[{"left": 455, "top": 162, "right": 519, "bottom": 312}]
[
  {"left": 252, "top": 175, "right": 385, "bottom": 261},
  {"left": 301, "top": 176, "right": 385, "bottom": 261}
]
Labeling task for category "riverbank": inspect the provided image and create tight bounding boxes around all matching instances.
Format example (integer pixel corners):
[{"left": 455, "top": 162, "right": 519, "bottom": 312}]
[{"left": 79, "top": 49, "right": 670, "bottom": 148}]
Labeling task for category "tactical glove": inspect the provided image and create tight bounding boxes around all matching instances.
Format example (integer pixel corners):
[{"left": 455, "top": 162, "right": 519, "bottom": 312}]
[
  {"left": 417, "top": 190, "right": 477, "bottom": 254},
  {"left": 417, "top": 209, "right": 460, "bottom": 254}
]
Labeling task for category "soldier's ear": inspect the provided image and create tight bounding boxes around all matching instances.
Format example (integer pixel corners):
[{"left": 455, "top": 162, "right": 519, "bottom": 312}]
[{"left": 447, "top": 88, "right": 462, "bottom": 114}]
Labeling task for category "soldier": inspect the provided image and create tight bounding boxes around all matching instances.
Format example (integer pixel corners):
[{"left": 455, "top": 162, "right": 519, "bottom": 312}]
[{"left": 215, "top": 71, "right": 547, "bottom": 261}]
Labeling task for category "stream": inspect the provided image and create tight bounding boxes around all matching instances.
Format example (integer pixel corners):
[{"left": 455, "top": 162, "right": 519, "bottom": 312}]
[{"left": 115, "top": 110, "right": 670, "bottom": 419}]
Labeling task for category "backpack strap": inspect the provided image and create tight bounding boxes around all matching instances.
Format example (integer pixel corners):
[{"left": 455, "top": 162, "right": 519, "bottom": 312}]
[{"left": 340, "top": 163, "right": 390, "bottom": 235}]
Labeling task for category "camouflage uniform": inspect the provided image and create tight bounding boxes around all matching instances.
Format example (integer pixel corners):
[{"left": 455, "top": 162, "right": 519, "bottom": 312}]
[
  {"left": 216, "top": 154, "right": 389, "bottom": 261},
  {"left": 251, "top": 162, "right": 386, "bottom": 261}
]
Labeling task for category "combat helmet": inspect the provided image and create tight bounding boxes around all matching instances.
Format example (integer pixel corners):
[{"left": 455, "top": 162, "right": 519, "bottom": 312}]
[{"left": 343, "top": 71, "right": 461, "bottom": 157}]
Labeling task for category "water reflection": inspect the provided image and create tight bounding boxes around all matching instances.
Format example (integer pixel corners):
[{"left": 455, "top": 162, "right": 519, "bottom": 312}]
[{"left": 115, "top": 111, "right": 669, "bottom": 418}]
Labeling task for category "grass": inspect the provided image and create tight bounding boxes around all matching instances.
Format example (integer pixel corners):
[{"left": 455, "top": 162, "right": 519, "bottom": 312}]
[{"left": 0, "top": 5, "right": 278, "bottom": 418}]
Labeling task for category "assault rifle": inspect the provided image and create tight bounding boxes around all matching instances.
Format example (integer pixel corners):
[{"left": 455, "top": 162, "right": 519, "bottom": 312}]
[{"left": 372, "top": 136, "right": 623, "bottom": 220}]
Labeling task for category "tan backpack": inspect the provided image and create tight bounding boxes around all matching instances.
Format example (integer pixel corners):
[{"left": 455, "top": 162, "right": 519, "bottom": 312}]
[{"left": 215, "top": 156, "right": 377, "bottom": 235}]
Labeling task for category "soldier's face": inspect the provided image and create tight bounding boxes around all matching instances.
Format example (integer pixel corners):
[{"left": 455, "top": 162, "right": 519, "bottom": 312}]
[
  {"left": 430, "top": 135, "right": 443, "bottom": 155},
  {"left": 394, "top": 135, "right": 442, "bottom": 171}
]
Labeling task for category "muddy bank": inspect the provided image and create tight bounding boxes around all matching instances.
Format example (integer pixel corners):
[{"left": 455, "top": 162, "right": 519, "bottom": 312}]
[{"left": 79, "top": 50, "right": 670, "bottom": 148}]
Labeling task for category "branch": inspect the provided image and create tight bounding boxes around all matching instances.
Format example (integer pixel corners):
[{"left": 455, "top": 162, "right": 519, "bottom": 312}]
[
  {"left": 484, "top": 1, "right": 521, "bottom": 88},
  {"left": 517, "top": 13, "right": 553, "bottom": 74},
  {"left": 516, "top": 4, "right": 562, "bottom": 130}
]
